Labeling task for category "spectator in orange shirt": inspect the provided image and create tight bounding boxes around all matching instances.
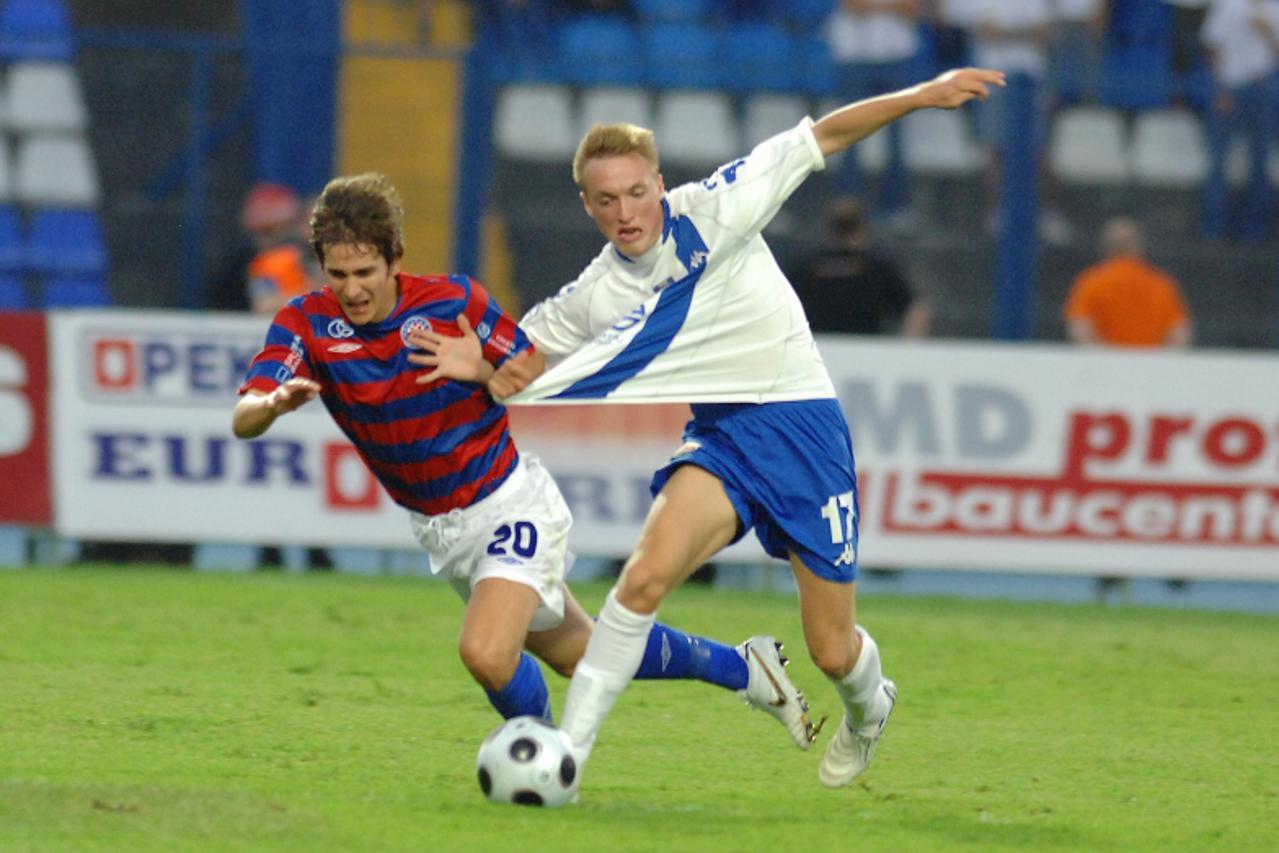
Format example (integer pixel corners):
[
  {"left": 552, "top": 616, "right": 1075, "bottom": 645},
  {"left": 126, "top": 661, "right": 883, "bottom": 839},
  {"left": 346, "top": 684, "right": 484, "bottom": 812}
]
[
  {"left": 1063, "top": 217, "right": 1192, "bottom": 348},
  {"left": 241, "top": 183, "right": 320, "bottom": 316}
]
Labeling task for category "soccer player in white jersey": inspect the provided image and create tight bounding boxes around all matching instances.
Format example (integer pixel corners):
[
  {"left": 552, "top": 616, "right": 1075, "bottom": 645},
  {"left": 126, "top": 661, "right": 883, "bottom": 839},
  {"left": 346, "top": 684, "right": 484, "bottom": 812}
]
[{"left": 418, "top": 67, "right": 1005, "bottom": 792}]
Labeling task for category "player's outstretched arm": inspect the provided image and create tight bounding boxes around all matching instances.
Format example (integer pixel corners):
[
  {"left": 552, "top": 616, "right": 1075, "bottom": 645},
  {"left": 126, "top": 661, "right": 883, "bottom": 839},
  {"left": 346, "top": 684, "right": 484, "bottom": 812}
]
[
  {"left": 812, "top": 67, "right": 1006, "bottom": 158},
  {"left": 232, "top": 378, "right": 321, "bottom": 439}
]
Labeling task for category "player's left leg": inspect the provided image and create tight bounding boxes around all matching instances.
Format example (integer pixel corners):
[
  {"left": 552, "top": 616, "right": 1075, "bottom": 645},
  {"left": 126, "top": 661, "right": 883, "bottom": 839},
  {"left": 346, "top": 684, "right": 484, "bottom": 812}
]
[
  {"left": 789, "top": 555, "right": 896, "bottom": 788},
  {"left": 459, "top": 577, "right": 553, "bottom": 720}
]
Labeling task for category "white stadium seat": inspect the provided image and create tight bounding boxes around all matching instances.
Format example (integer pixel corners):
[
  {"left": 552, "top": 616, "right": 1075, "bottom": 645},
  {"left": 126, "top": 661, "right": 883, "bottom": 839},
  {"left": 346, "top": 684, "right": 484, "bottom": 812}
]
[
  {"left": 5, "top": 60, "right": 87, "bottom": 132},
  {"left": 577, "top": 86, "right": 652, "bottom": 139},
  {"left": 1130, "top": 109, "right": 1209, "bottom": 187},
  {"left": 1048, "top": 106, "right": 1130, "bottom": 184},
  {"left": 15, "top": 133, "right": 101, "bottom": 206},
  {"left": 902, "top": 108, "right": 983, "bottom": 175},
  {"left": 493, "top": 84, "right": 576, "bottom": 162},
  {"left": 742, "top": 93, "right": 808, "bottom": 147},
  {"left": 0, "top": 136, "right": 12, "bottom": 201},
  {"left": 653, "top": 89, "right": 738, "bottom": 167}
]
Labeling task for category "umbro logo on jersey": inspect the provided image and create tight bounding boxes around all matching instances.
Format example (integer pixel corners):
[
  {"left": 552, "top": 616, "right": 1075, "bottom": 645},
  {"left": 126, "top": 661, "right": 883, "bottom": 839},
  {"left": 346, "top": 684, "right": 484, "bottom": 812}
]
[{"left": 327, "top": 342, "right": 363, "bottom": 354}]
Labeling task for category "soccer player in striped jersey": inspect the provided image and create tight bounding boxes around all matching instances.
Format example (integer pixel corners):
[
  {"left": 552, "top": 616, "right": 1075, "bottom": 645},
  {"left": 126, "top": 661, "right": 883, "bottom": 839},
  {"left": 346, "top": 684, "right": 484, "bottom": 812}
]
[
  {"left": 421, "top": 68, "right": 1006, "bottom": 792},
  {"left": 231, "top": 172, "right": 819, "bottom": 745}
]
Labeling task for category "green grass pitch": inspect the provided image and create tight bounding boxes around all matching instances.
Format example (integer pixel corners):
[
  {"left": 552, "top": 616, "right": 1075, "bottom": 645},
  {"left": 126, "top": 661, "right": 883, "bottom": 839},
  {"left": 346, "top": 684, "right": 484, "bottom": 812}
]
[{"left": 1, "top": 566, "right": 1276, "bottom": 851}]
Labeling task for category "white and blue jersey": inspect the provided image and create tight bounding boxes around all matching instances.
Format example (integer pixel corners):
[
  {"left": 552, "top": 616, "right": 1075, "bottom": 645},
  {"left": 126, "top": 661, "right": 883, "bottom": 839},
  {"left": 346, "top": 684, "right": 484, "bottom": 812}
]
[{"left": 510, "top": 119, "right": 861, "bottom": 581}]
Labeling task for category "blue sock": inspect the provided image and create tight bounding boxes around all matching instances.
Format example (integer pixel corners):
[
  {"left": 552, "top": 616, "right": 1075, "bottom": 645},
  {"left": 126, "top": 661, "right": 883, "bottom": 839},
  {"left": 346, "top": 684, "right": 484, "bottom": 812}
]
[
  {"left": 633, "top": 622, "right": 748, "bottom": 691},
  {"left": 485, "top": 652, "right": 552, "bottom": 721}
]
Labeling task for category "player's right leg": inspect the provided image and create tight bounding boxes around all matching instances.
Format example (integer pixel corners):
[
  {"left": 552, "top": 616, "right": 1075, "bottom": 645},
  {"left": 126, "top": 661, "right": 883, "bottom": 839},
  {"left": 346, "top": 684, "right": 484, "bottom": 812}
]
[
  {"left": 559, "top": 465, "right": 741, "bottom": 766},
  {"left": 529, "top": 586, "right": 819, "bottom": 749}
]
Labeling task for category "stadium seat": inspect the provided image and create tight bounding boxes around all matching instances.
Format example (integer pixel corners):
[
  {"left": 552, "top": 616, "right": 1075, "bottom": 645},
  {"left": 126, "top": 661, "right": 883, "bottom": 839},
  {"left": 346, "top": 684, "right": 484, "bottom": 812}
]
[
  {"left": 742, "top": 94, "right": 808, "bottom": 147},
  {"left": 39, "top": 275, "right": 109, "bottom": 308},
  {"left": 642, "top": 21, "right": 724, "bottom": 91},
  {"left": 902, "top": 108, "right": 983, "bottom": 175},
  {"left": 1223, "top": 136, "right": 1279, "bottom": 188},
  {"left": 14, "top": 133, "right": 101, "bottom": 206},
  {"left": 0, "top": 205, "right": 23, "bottom": 272},
  {"left": 653, "top": 90, "right": 739, "bottom": 166},
  {"left": 633, "top": 0, "right": 717, "bottom": 24},
  {"left": 557, "top": 16, "right": 644, "bottom": 87},
  {"left": 0, "top": 0, "right": 73, "bottom": 61},
  {"left": 493, "top": 84, "right": 577, "bottom": 161},
  {"left": 786, "top": 0, "right": 838, "bottom": 30},
  {"left": 721, "top": 23, "right": 802, "bottom": 94},
  {"left": 577, "top": 87, "right": 653, "bottom": 138},
  {"left": 1130, "top": 109, "right": 1209, "bottom": 188},
  {"left": 1048, "top": 107, "right": 1131, "bottom": 184},
  {"left": 23, "top": 208, "right": 107, "bottom": 276},
  {"left": 0, "top": 273, "right": 27, "bottom": 307},
  {"left": 4, "top": 61, "right": 87, "bottom": 132}
]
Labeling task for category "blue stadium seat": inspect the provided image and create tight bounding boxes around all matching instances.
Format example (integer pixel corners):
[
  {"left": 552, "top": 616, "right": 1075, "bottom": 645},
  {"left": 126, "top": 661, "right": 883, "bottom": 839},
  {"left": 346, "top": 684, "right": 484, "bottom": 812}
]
[
  {"left": 721, "top": 23, "right": 801, "bottom": 94},
  {"left": 0, "top": 274, "right": 27, "bottom": 308},
  {"left": 0, "top": 0, "right": 73, "bottom": 61},
  {"left": 643, "top": 21, "right": 725, "bottom": 90},
  {"left": 0, "top": 205, "right": 23, "bottom": 273},
  {"left": 40, "top": 275, "right": 109, "bottom": 308},
  {"left": 557, "top": 16, "right": 644, "bottom": 87},
  {"left": 634, "top": 0, "right": 718, "bottom": 24},
  {"left": 23, "top": 208, "right": 107, "bottom": 277},
  {"left": 783, "top": 0, "right": 835, "bottom": 30}
]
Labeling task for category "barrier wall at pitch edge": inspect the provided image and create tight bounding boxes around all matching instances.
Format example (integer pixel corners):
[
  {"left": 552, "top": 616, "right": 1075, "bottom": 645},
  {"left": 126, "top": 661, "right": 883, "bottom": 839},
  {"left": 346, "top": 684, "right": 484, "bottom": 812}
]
[{"left": 10, "top": 309, "right": 1279, "bottom": 581}]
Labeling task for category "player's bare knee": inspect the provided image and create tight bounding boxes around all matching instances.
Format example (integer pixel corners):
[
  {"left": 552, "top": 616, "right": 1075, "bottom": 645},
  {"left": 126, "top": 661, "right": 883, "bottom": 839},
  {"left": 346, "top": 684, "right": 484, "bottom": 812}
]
[
  {"left": 458, "top": 640, "right": 518, "bottom": 691},
  {"left": 808, "top": 640, "right": 856, "bottom": 680},
  {"left": 615, "top": 566, "right": 670, "bottom": 614}
]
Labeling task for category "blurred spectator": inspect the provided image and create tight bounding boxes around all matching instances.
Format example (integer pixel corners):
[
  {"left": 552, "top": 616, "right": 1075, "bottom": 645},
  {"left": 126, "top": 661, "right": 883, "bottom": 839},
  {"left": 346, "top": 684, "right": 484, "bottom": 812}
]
[
  {"left": 1163, "top": 0, "right": 1210, "bottom": 78},
  {"left": 792, "top": 197, "right": 931, "bottom": 336},
  {"left": 927, "top": 0, "right": 983, "bottom": 71},
  {"left": 1063, "top": 216, "right": 1192, "bottom": 348},
  {"left": 1201, "top": 0, "right": 1279, "bottom": 242},
  {"left": 1050, "top": 0, "right": 1109, "bottom": 105},
  {"left": 969, "top": 0, "right": 1073, "bottom": 245},
  {"left": 239, "top": 183, "right": 320, "bottom": 315},
  {"left": 825, "top": 1, "right": 924, "bottom": 225}
]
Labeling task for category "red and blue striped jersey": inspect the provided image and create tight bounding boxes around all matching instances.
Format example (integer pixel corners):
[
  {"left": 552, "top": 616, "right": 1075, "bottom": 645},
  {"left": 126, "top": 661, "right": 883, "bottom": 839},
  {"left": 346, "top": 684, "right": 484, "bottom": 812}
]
[{"left": 239, "top": 272, "right": 532, "bottom": 516}]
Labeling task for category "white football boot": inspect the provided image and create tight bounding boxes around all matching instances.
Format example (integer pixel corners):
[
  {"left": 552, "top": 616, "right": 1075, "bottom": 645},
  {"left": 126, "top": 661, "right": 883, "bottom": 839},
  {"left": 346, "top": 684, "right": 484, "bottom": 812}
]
[
  {"left": 738, "top": 636, "right": 824, "bottom": 750},
  {"left": 818, "top": 679, "right": 897, "bottom": 788}
]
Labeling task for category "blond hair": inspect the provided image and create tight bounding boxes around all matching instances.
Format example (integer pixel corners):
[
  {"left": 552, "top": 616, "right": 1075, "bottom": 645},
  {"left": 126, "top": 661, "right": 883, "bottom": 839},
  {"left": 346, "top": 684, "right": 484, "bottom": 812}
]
[
  {"left": 572, "top": 123, "right": 660, "bottom": 188},
  {"left": 309, "top": 172, "right": 405, "bottom": 265}
]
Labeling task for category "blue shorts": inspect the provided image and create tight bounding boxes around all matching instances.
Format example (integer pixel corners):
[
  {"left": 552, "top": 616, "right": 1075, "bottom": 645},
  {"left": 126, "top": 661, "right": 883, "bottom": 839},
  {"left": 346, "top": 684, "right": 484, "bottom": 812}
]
[{"left": 650, "top": 399, "right": 860, "bottom": 583}]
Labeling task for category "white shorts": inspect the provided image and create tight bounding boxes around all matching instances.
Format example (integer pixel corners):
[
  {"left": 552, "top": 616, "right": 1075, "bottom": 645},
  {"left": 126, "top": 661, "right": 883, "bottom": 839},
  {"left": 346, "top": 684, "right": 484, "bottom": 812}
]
[{"left": 409, "top": 454, "right": 574, "bottom": 631}]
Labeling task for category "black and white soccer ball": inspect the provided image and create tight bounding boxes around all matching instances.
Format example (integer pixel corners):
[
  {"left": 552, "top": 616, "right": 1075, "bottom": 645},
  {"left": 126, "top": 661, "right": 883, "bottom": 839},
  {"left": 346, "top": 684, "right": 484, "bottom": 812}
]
[{"left": 476, "top": 716, "right": 578, "bottom": 808}]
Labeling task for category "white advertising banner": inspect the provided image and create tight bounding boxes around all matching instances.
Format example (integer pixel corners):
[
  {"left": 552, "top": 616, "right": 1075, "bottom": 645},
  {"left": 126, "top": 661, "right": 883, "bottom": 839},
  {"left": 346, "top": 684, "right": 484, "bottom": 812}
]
[
  {"left": 50, "top": 310, "right": 418, "bottom": 548},
  {"left": 48, "top": 311, "right": 1279, "bottom": 580}
]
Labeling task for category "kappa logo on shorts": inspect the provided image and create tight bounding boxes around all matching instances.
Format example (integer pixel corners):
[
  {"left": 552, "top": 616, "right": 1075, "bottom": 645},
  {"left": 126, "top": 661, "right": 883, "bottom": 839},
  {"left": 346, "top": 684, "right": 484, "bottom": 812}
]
[
  {"left": 833, "top": 542, "right": 857, "bottom": 567},
  {"left": 400, "top": 315, "right": 433, "bottom": 349}
]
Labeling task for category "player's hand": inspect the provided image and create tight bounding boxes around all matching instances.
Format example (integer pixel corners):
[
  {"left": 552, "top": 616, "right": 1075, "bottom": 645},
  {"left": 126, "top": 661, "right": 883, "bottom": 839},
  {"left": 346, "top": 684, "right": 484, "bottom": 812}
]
[
  {"left": 407, "top": 314, "right": 491, "bottom": 385},
  {"left": 488, "top": 351, "right": 538, "bottom": 400},
  {"left": 917, "top": 67, "right": 1006, "bottom": 110},
  {"left": 267, "top": 378, "right": 320, "bottom": 416}
]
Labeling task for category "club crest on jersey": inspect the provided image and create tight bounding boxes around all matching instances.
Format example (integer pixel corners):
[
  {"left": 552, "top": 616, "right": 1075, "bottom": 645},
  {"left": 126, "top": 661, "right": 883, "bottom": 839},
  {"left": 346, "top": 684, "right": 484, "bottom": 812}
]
[
  {"left": 327, "top": 318, "right": 354, "bottom": 339},
  {"left": 475, "top": 321, "right": 492, "bottom": 340},
  {"left": 400, "top": 315, "right": 433, "bottom": 349}
]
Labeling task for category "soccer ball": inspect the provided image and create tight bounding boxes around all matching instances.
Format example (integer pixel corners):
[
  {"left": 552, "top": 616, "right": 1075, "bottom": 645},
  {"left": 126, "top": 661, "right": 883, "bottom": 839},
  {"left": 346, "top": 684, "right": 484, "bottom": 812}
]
[{"left": 475, "top": 716, "right": 578, "bottom": 808}]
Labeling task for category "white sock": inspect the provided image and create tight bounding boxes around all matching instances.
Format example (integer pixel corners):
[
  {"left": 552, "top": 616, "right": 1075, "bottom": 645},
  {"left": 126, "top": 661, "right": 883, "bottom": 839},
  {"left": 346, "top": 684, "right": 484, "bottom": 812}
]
[
  {"left": 832, "top": 625, "right": 891, "bottom": 732},
  {"left": 560, "top": 588, "right": 656, "bottom": 759}
]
